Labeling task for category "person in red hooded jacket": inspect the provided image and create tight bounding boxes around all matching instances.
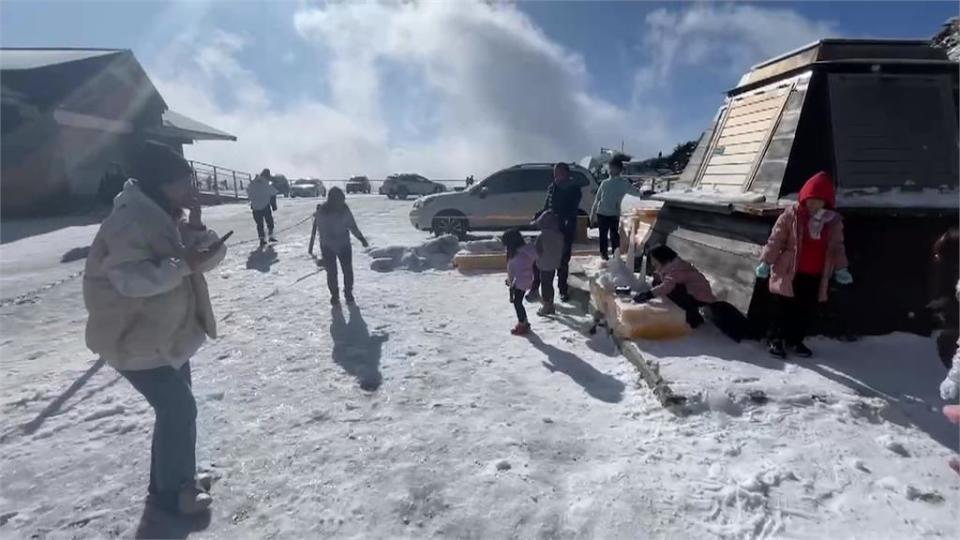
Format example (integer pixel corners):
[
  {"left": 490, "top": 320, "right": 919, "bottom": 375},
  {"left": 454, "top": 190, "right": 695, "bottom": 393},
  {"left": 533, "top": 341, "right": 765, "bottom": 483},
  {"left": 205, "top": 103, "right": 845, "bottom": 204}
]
[{"left": 756, "top": 171, "right": 851, "bottom": 358}]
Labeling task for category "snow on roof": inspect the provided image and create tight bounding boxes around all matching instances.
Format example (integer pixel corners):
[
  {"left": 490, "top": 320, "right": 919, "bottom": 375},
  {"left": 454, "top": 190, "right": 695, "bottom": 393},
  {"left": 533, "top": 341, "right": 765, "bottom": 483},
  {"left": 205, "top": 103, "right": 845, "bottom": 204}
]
[
  {"left": 0, "top": 48, "right": 124, "bottom": 71},
  {"left": 832, "top": 187, "right": 960, "bottom": 209},
  {"left": 653, "top": 189, "right": 767, "bottom": 206}
]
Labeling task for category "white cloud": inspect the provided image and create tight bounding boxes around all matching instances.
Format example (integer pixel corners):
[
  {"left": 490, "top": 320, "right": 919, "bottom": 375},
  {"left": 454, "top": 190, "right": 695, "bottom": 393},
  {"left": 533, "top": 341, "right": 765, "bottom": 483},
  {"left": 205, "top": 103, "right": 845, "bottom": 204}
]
[
  {"left": 151, "top": 2, "right": 673, "bottom": 180},
  {"left": 636, "top": 3, "right": 836, "bottom": 89},
  {"left": 149, "top": 2, "right": 836, "bottom": 180}
]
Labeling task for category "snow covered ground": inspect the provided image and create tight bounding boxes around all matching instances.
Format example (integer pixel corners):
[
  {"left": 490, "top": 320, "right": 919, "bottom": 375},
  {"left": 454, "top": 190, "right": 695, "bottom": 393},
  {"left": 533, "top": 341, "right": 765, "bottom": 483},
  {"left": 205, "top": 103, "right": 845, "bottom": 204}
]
[{"left": 1, "top": 195, "right": 957, "bottom": 539}]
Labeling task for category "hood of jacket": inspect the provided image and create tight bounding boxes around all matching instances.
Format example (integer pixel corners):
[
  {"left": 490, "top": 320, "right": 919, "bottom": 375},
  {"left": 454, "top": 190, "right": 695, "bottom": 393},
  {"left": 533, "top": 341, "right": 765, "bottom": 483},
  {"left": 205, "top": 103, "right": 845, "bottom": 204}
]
[{"left": 798, "top": 171, "right": 836, "bottom": 209}]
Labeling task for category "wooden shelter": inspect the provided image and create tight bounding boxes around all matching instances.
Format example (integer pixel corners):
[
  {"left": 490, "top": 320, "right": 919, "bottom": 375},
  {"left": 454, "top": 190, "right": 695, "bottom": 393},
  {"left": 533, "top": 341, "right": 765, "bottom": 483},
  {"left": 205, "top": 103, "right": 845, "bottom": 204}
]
[{"left": 646, "top": 39, "right": 959, "bottom": 336}]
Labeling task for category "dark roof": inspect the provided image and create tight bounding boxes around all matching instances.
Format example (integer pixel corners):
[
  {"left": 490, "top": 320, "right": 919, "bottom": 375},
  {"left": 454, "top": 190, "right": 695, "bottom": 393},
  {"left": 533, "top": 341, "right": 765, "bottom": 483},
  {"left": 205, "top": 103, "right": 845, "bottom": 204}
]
[
  {"left": 150, "top": 110, "right": 237, "bottom": 141},
  {"left": 0, "top": 48, "right": 125, "bottom": 70}
]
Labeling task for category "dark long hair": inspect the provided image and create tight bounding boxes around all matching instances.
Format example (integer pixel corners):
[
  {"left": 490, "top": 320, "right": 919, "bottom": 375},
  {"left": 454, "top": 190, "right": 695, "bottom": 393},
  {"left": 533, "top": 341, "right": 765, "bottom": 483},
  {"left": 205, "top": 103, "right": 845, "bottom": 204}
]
[
  {"left": 501, "top": 228, "right": 525, "bottom": 260},
  {"left": 321, "top": 186, "right": 348, "bottom": 214},
  {"left": 134, "top": 143, "right": 192, "bottom": 218}
]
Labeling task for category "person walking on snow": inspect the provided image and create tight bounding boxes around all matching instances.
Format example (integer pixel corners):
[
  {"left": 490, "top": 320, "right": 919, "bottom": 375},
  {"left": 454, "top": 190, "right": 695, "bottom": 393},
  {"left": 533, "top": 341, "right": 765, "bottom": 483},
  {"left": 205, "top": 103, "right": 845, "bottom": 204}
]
[
  {"left": 82, "top": 144, "right": 227, "bottom": 516},
  {"left": 316, "top": 187, "right": 368, "bottom": 306},
  {"left": 502, "top": 228, "right": 537, "bottom": 335},
  {"left": 756, "top": 171, "right": 851, "bottom": 359},
  {"left": 247, "top": 168, "right": 278, "bottom": 247},
  {"left": 540, "top": 162, "right": 581, "bottom": 302},
  {"left": 590, "top": 155, "right": 643, "bottom": 260},
  {"left": 531, "top": 211, "right": 565, "bottom": 316}
]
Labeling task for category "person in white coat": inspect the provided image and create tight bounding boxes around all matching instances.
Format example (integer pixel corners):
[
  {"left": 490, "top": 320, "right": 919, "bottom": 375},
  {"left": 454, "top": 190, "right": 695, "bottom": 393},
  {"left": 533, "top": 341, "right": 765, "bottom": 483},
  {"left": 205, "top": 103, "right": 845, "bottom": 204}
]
[
  {"left": 247, "top": 168, "right": 278, "bottom": 247},
  {"left": 83, "top": 144, "right": 226, "bottom": 516}
]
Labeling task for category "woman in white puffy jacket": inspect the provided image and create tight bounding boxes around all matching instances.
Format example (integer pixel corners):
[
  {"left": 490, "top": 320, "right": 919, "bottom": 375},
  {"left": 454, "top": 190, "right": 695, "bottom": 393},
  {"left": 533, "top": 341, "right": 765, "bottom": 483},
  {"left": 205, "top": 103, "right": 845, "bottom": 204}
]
[{"left": 83, "top": 144, "right": 226, "bottom": 515}]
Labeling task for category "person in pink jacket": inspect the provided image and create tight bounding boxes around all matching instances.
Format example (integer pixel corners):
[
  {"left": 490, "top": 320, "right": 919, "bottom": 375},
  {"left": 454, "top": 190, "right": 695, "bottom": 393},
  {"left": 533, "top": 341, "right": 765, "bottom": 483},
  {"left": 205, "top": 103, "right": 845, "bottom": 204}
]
[
  {"left": 634, "top": 245, "right": 716, "bottom": 327},
  {"left": 502, "top": 228, "right": 537, "bottom": 335},
  {"left": 756, "top": 171, "right": 851, "bottom": 358}
]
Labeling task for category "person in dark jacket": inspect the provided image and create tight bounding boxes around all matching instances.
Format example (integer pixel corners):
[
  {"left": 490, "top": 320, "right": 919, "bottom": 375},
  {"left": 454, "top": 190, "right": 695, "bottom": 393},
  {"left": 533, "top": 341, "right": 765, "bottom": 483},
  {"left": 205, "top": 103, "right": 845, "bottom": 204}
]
[{"left": 540, "top": 162, "right": 582, "bottom": 302}]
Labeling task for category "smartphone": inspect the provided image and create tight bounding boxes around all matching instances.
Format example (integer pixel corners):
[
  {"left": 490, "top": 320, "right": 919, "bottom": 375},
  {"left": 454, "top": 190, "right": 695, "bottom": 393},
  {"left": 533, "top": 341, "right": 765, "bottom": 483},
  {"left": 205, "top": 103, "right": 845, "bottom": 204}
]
[{"left": 208, "top": 230, "right": 234, "bottom": 251}]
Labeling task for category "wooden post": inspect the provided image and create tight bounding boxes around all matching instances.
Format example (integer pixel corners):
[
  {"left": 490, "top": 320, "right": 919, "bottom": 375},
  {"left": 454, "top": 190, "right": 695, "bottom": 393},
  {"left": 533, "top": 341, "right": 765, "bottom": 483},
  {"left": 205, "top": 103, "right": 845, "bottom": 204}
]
[
  {"left": 308, "top": 205, "right": 319, "bottom": 255},
  {"left": 232, "top": 170, "right": 238, "bottom": 199}
]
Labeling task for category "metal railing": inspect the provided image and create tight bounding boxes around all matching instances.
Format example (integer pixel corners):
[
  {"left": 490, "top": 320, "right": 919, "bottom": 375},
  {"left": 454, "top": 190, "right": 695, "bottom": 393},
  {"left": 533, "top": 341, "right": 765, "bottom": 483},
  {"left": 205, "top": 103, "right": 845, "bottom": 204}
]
[{"left": 188, "top": 160, "right": 253, "bottom": 200}]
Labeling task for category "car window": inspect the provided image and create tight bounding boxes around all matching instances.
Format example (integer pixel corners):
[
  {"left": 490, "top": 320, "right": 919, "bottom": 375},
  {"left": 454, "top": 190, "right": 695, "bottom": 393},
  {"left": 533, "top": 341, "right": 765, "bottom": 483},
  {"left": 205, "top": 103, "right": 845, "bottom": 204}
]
[
  {"left": 481, "top": 172, "right": 512, "bottom": 194},
  {"left": 570, "top": 171, "right": 590, "bottom": 188},
  {"left": 513, "top": 169, "right": 554, "bottom": 192}
]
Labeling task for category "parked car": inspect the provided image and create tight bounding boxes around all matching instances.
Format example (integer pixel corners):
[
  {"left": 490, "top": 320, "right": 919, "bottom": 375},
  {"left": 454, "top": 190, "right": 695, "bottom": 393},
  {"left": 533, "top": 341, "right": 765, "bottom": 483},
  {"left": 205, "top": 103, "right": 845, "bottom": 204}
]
[
  {"left": 345, "top": 176, "right": 371, "bottom": 194},
  {"left": 270, "top": 174, "right": 290, "bottom": 197},
  {"left": 409, "top": 163, "right": 598, "bottom": 239},
  {"left": 289, "top": 178, "right": 326, "bottom": 198},
  {"left": 381, "top": 174, "right": 446, "bottom": 200}
]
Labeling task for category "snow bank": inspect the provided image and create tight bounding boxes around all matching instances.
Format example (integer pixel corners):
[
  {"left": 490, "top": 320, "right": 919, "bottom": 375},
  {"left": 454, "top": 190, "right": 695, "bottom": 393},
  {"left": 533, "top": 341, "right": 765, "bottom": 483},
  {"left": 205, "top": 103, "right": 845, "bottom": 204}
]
[{"left": 369, "top": 235, "right": 461, "bottom": 272}]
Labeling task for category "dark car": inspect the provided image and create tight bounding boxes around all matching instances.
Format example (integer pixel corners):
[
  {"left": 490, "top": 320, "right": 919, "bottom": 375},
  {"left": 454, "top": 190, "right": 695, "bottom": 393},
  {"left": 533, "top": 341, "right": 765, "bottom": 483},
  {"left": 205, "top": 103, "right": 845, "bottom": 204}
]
[{"left": 346, "top": 176, "right": 371, "bottom": 194}]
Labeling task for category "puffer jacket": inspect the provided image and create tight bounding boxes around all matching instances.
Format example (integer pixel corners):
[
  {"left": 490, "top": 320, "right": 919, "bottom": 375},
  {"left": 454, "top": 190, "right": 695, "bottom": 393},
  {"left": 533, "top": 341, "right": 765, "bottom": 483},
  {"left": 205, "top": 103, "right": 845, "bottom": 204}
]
[
  {"left": 247, "top": 176, "right": 278, "bottom": 211},
  {"left": 651, "top": 258, "right": 717, "bottom": 303},
  {"left": 83, "top": 179, "right": 226, "bottom": 371},
  {"left": 590, "top": 175, "right": 642, "bottom": 220},
  {"left": 316, "top": 205, "right": 363, "bottom": 251},
  {"left": 543, "top": 180, "right": 582, "bottom": 234},
  {"left": 534, "top": 212, "right": 565, "bottom": 272},
  {"left": 507, "top": 244, "right": 538, "bottom": 291},
  {"left": 760, "top": 172, "right": 848, "bottom": 301}
]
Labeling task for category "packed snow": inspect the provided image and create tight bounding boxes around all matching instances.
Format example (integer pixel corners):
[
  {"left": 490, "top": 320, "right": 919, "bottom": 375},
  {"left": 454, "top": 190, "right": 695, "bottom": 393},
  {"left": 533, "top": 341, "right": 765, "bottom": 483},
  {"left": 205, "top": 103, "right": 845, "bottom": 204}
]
[{"left": 0, "top": 195, "right": 957, "bottom": 539}]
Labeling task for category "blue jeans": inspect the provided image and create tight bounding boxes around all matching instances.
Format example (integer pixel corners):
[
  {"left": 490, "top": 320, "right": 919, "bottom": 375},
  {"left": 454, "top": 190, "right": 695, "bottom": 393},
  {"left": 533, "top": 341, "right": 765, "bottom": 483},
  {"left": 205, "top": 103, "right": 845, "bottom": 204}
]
[{"left": 120, "top": 362, "right": 197, "bottom": 510}]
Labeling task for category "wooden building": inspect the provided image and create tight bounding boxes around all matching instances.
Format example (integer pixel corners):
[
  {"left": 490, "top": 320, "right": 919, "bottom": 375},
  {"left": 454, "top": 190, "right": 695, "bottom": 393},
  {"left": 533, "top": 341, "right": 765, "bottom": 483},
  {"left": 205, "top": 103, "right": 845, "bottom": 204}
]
[
  {"left": 1, "top": 48, "right": 236, "bottom": 215},
  {"left": 647, "top": 39, "right": 959, "bottom": 336}
]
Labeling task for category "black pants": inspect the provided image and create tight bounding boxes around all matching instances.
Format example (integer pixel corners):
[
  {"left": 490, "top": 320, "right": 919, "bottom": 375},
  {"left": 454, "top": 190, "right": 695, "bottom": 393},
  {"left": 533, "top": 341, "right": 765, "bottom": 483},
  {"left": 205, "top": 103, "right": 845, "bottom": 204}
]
[
  {"left": 665, "top": 284, "right": 706, "bottom": 328},
  {"left": 510, "top": 287, "right": 528, "bottom": 323},
  {"left": 539, "top": 269, "right": 556, "bottom": 304},
  {"left": 557, "top": 225, "right": 574, "bottom": 297},
  {"left": 597, "top": 214, "right": 620, "bottom": 258},
  {"left": 252, "top": 206, "right": 275, "bottom": 240},
  {"left": 321, "top": 244, "right": 354, "bottom": 297},
  {"left": 120, "top": 362, "right": 196, "bottom": 511},
  {"left": 769, "top": 273, "right": 821, "bottom": 345}
]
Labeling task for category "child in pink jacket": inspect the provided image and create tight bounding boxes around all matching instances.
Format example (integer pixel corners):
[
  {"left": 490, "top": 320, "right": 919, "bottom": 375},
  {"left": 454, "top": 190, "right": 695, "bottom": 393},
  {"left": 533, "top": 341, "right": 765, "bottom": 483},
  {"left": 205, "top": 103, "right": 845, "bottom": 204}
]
[
  {"left": 756, "top": 171, "right": 851, "bottom": 359},
  {"left": 502, "top": 228, "right": 537, "bottom": 336}
]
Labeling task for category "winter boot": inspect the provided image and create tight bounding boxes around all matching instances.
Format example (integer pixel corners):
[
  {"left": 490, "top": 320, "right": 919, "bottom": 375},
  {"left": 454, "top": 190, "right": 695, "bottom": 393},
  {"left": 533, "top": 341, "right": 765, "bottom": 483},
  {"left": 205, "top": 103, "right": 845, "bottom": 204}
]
[
  {"left": 344, "top": 291, "right": 355, "bottom": 305},
  {"left": 768, "top": 339, "right": 787, "bottom": 359},
  {"left": 525, "top": 290, "right": 540, "bottom": 302},
  {"left": 196, "top": 472, "right": 214, "bottom": 493},
  {"left": 330, "top": 294, "right": 340, "bottom": 306},
  {"left": 268, "top": 231, "right": 277, "bottom": 243},
  {"left": 178, "top": 487, "right": 213, "bottom": 515},
  {"left": 537, "top": 303, "right": 555, "bottom": 316},
  {"left": 510, "top": 322, "right": 531, "bottom": 336},
  {"left": 559, "top": 293, "right": 571, "bottom": 303},
  {"left": 259, "top": 239, "right": 267, "bottom": 249},
  {"left": 789, "top": 341, "right": 813, "bottom": 358}
]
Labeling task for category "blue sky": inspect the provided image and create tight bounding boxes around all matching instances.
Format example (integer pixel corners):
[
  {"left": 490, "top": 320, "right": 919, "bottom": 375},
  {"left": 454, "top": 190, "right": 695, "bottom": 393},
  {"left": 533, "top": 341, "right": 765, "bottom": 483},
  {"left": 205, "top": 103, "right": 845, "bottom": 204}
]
[{"left": 1, "top": 1, "right": 955, "bottom": 178}]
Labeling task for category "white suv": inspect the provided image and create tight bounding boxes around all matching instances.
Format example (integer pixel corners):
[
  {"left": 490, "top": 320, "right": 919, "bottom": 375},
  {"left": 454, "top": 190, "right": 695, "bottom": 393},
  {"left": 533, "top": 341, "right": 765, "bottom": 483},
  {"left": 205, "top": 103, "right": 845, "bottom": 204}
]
[{"left": 409, "top": 163, "right": 598, "bottom": 238}]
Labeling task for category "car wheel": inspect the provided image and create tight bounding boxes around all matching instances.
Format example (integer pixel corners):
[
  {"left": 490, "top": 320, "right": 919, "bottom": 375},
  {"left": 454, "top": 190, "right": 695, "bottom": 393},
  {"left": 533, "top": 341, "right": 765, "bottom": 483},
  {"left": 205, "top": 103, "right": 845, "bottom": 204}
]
[
  {"left": 432, "top": 212, "right": 468, "bottom": 240},
  {"left": 397, "top": 187, "right": 409, "bottom": 200}
]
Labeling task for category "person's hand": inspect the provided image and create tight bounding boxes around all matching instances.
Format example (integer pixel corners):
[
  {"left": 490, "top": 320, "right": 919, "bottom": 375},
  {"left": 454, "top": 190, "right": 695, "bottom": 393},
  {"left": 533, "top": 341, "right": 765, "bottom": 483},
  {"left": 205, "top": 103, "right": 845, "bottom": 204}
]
[
  {"left": 187, "top": 187, "right": 203, "bottom": 227},
  {"left": 834, "top": 268, "right": 853, "bottom": 285},
  {"left": 927, "top": 296, "right": 951, "bottom": 311},
  {"left": 361, "top": 239, "right": 370, "bottom": 249},
  {"left": 183, "top": 245, "right": 217, "bottom": 272},
  {"left": 755, "top": 262, "right": 770, "bottom": 279},
  {"left": 633, "top": 291, "right": 654, "bottom": 304}
]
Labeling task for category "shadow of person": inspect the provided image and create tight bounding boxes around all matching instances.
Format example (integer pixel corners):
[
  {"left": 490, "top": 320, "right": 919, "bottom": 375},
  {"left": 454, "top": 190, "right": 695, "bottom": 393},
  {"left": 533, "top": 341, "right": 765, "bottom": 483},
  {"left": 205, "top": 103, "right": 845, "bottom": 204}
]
[
  {"left": 134, "top": 501, "right": 210, "bottom": 539},
  {"left": 330, "top": 305, "right": 388, "bottom": 392},
  {"left": 527, "top": 333, "right": 624, "bottom": 403},
  {"left": 246, "top": 246, "right": 279, "bottom": 273}
]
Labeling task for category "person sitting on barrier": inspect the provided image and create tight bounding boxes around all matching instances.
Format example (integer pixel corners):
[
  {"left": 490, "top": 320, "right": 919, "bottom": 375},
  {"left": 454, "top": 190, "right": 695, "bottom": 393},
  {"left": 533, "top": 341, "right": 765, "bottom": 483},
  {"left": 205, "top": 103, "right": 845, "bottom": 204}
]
[
  {"left": 755, "top": 171, "right": 851, "bottom": 359},
  {"left": 502, "top": 228, "right": 537, "bottom": 336},
  {"left": 634, "top": 245, "right": 750, "bottom": 342}
]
